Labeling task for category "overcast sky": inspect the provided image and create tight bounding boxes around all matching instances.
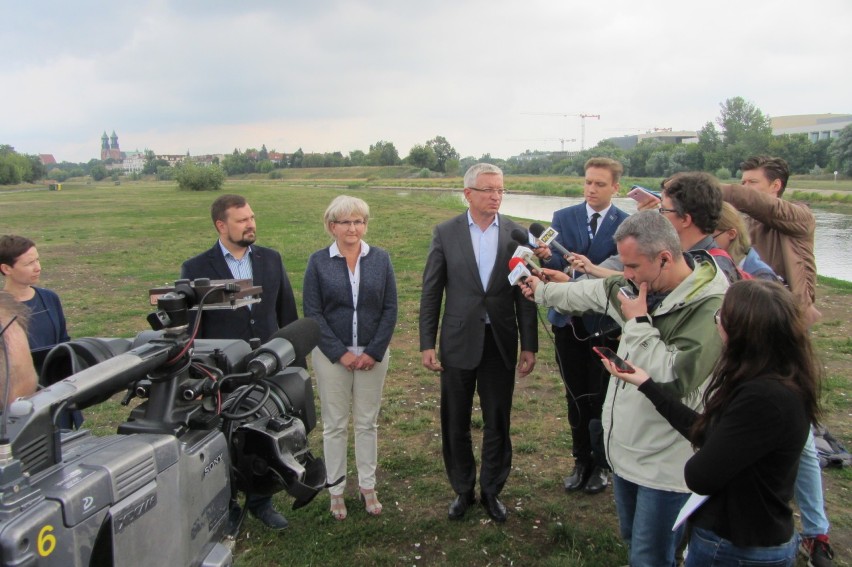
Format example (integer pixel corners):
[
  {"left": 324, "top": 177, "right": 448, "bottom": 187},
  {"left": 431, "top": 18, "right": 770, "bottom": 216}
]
[{"left": 3, "top": 0, "right": 851, "bottom": 164}]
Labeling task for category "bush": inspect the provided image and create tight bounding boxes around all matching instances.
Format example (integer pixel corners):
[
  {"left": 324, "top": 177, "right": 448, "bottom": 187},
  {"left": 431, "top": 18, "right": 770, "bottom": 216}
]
[
  {"left": 714, "top": 167, "right": 732, "bottom": 180},
  {"left": 268, "top": 170, "right": 282, "bottom": 180},
  {"left": 175, "top": 162, "right": 225, "bottom": 191}
]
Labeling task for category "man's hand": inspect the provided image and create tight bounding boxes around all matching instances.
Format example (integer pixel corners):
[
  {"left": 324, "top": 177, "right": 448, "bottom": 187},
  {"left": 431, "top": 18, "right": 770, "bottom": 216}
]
[
  {"left": 421, "top": 349, "right": 443, "bottom": 372},
  {"left": 568, "top": 252, "right": 594, "bottom": 274},
  {"left": 519, "top": 275, "right": 542, "bottom": 300},
  {"left": 618, "top": 281, "right": 649, "bottom": 321},
  {"left": 517, "top": 351, "right": 536, "bottom": 377},
  {"left": 539, "top": 267, "right": 570, "bottom": 283},
  {"left": 533, "top": 245, "right": 552, "bottom": 261}
]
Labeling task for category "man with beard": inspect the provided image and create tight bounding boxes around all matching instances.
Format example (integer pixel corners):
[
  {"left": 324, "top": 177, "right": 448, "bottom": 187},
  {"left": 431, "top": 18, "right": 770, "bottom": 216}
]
[{"left": 181, "top": 193, "right": 299, "bottom": 533}]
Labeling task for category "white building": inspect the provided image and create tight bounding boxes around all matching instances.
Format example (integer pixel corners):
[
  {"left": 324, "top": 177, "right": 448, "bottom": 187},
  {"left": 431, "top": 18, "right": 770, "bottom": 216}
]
[{"left": 771, "top": 114, "right": 852, "bottom": 143}]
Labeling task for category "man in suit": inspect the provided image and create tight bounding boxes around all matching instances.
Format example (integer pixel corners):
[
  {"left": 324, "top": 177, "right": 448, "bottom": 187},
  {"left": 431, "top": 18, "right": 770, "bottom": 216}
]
[
  {"left": 534, "top": 157, "right": 629, "bottom": 495},
  {"left": 181, "top": 194, "right": 298, "bottom": 532},
  {"left": 419, "top": 163, "right": 538, "bottom": 523}
]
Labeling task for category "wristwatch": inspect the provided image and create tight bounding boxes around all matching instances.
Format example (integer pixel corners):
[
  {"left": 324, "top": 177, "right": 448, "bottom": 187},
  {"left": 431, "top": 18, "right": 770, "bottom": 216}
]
[{"left": 634, "top": 315, "right": 651, "bottom": 324}]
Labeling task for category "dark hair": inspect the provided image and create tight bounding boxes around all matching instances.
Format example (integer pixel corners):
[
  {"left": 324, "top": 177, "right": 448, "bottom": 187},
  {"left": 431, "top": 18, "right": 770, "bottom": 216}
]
[
  {"left": 691, "top": 280, "right": 821, "bottom": 444},
  {"left": 740, "top": 155, "right": 790, "bottom": 196},
  {"left": 662, "top": 172, "right": 722, "bottom": 234},
  {"left": 210, "top": 194, "right": 248, "bottom": 225},
  {"left": 0, "top": 235, "right": 36, "bottom": 268},
  {"left": 584, "top": 157, "right": 624, "bottom": 184}
]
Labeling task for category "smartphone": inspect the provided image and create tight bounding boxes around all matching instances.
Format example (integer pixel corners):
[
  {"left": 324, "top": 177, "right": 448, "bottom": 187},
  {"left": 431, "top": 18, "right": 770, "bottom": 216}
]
[
  {"left": 593, "top": 346, "right": 635, "bottom": 373},
  {"left": 627, "top": 185, "right": 662, "bottom": 206},
  {"left": 619, "top": 285, "right": 637, "bottom": 300}
]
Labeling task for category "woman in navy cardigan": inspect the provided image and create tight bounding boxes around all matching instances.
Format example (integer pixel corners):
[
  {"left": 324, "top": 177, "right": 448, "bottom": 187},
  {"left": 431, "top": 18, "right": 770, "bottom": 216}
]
[{"left": 303, "top": 196, "right": 397, "bottom": 521}]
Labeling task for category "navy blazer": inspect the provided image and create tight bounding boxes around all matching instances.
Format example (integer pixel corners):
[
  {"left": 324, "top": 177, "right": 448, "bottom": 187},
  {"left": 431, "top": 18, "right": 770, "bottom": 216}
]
[
  {"left": 419, "top": 213, "right": 538, "bottom": 371},
  {"left": 542, "top": 203, "right": 629, "bottom": 328},
  {"left": 180, "top": 242, "right": 298, "bottom": 343}
]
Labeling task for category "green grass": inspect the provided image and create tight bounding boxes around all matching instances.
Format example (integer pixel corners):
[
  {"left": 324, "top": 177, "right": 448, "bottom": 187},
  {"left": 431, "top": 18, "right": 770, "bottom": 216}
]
[{"left": 2, "top": 179, "right": 850, "bottom": 566}]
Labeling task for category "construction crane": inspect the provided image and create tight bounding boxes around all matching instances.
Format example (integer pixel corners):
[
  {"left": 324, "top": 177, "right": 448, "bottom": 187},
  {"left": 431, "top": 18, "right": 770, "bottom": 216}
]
[{"left": 521, "top": 112, "right": 601, "bottom": 150}]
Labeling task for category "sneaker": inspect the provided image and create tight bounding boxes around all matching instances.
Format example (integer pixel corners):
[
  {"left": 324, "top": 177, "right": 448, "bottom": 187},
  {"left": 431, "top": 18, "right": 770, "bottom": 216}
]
[{"left": 800, "top": 535, "right": 834, "bottom": 567}]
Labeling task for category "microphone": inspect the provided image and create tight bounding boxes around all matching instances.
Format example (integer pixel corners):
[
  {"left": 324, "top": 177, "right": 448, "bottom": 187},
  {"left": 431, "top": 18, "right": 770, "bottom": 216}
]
[
  {"left": 507, "top": 257, "right": 532, "bottom": 286},
  {"left": 245, "top": 318, "right": 320, "bottom": 380},
  {"left": 510, "top": 228, "right": 538, "bottom": 249},
  {"left": 529, "top": 222, "right": 572, "bottom": 258},
  {"left": 509, "top": 243, "right": 543, "bottom": 277}
]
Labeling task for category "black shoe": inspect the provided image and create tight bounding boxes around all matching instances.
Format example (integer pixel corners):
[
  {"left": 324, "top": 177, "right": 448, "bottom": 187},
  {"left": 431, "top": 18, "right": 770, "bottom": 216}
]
[
  {"left": 480, "top": 493, "right": 507, "bottom": 523},
  {"left": 250, "top": 503, "right": 289, "bottom": 531},
  {"left": 563, "top": 462, "right": 592, "bottom": 492},
  {"left": 448, "top": 491, "right": 476, "bottom": 520},
  {"left": 583, "top": 466, "right": 609, "bottom": 494},
  {"left": 224, "top": 501, "right": 245, "bottom": 538}
]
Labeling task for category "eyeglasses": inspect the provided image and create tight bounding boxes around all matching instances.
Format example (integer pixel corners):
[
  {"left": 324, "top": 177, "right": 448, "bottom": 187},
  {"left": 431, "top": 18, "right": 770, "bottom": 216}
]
[
  {"left": 658, "top": 207, "right": 679, "bottom": 215},
  {"left": 333, "top": 220, "right": 366, "bottom": 228},
  {"left": 713, "top": 308, "right": 721, "bottom": 326},
  {"left": 468, "top": 187, "right": 506, "bottom": 196}
]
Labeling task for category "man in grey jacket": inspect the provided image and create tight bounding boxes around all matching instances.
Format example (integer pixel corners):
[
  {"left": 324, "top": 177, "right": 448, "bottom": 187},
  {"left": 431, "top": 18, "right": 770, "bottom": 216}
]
[{"left": 522, "top": 211, "right": 728, "bottom": 567}]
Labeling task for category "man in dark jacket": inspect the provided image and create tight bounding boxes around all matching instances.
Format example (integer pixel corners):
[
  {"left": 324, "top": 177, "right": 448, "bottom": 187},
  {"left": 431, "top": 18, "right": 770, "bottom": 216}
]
[{"left": 181, "top": 194, "right": 298, "bottom": 532}]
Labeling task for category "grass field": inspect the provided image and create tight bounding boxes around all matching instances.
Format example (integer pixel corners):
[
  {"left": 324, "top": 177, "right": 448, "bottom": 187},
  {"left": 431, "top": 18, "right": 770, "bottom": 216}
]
[{"left": 1, "top": 179, "right": 850, "bottom": 566}]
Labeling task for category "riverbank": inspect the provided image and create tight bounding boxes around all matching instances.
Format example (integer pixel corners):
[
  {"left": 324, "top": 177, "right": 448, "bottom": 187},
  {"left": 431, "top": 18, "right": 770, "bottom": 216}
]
[{"left": 1, "top": 181, "right": 849, "bottom": 566}]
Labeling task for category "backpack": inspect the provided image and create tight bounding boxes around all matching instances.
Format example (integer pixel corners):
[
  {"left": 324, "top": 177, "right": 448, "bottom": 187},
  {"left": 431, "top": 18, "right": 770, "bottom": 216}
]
[
  {"left": 707, "top": 248, "right": 753, "bottom": 282},
  {"left": 813, "top": 425, "right": 852, "bottom": 468}
]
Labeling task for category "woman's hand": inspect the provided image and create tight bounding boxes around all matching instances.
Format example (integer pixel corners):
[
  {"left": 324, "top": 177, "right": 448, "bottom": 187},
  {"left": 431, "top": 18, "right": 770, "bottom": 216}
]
[
  {"left": 339, "top": 351, "right": 358, "bottom": 371},
  {"left": 599, "top": 357, "right": 651, "bottom": 387},
  {"left": 355, "top": 353, "right": 377, "bottom": 371}
]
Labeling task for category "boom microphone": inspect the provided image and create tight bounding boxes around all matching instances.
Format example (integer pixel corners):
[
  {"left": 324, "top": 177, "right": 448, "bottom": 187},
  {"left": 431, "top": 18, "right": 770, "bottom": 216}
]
[
  {"left": 529, "top": 222, "right": 571, "bottom": 258},
  {"left": 246, "top": 318, "right": 320, "bottom": 380}
]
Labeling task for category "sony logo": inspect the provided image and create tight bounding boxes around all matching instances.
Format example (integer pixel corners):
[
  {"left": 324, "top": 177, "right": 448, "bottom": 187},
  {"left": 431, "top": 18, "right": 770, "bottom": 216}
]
[{"left": 203, "top": 452, "right": 224, "bottom": 478}]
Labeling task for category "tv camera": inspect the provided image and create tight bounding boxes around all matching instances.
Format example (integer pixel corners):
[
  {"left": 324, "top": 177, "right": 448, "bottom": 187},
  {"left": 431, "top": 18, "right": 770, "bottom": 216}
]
[{"left": 0, "top": 278, "right": 326, "bottom": 566}]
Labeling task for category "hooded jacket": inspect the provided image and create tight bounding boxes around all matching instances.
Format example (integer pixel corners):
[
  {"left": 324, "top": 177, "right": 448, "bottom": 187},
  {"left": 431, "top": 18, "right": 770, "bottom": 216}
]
[{"left": 535, "top": 251, "right": 729, "bottom": 491}]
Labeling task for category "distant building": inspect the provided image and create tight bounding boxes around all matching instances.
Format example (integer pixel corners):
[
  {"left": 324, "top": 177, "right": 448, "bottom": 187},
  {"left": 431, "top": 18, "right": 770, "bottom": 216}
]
[
  {"left": 604, "top": 129, "right": 698, "bottom": 151},
  {"left": 39, "top": 154, "right": 57, "bottom": 166},
  {"left": 771, "top": 114, "right": 852, "bottom": 143},
  {"left": 101, "top": 130, "right": 124, "bottom": 161},
  {"left": 122, "top": 150, "right": 145, "bottom": 173}
]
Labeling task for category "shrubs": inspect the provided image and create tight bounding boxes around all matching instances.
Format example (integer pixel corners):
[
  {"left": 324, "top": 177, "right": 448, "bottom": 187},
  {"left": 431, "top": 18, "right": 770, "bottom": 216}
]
[
  {"left": 714, "top": 167, "right": 732, "bottom": 180},
  {"left": 175, "top": 161, "right": 225, "bottom": 191}
]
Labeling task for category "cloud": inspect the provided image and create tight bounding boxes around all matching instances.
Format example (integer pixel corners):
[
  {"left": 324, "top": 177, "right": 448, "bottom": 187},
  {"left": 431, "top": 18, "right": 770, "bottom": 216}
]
[{"left": 2, "top": 0, "right": 851, "bottom": 163}]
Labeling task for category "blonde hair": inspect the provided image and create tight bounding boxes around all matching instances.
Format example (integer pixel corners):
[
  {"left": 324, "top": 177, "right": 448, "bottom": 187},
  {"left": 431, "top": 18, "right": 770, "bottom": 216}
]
[
  {"left": 323, "top": 195, "right": 370, "bottom": 237},
  {"left": 716, "top": 202, "right": 751, "bottom": 263}
]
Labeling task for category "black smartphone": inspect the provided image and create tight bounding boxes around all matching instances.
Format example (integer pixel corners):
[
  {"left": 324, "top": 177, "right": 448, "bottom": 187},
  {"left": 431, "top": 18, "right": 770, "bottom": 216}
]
[{"left": 593, "top": 346, "right": 635, "bottom": 373}]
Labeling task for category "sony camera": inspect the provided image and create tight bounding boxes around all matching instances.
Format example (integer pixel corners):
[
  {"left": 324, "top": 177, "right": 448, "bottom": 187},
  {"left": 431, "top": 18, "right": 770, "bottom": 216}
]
[{"left": 0, "top": 279, "right": 325, "bottom": 566}]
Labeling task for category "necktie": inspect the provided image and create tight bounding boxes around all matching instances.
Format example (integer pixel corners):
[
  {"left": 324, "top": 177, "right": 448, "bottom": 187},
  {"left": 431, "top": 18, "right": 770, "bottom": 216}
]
[{"left": 589, "top": 212, "right": 600, "bottom": 238}]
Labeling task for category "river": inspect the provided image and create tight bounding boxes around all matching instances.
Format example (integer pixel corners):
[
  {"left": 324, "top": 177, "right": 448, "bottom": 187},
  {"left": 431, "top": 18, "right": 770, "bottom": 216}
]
[{"left": 472, "top": 193, "right": 852, "bottom": 282}]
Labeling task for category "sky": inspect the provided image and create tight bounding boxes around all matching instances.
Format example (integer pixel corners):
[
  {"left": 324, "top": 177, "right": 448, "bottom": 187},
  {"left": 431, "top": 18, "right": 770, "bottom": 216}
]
[{"left": 3, "top": 0, "right": 851, "bottom": 164}]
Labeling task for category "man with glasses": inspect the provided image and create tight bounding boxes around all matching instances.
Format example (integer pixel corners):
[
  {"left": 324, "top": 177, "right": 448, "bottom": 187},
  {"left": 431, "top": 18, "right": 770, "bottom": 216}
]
[
  {"left": 521, "top": 211, "right": 727, "bottom": 567},
  {"left": 420, "top": 163, "right": 538, "bottom": 523},
  {"left": 533, "top": 157, "right": 629, "bottom": 495},
  {"left": 181, "top": 193, "right": 299, "bottom": 534},
  {"left": 659, "top": 172, "right": 741, "bottom": 284}
]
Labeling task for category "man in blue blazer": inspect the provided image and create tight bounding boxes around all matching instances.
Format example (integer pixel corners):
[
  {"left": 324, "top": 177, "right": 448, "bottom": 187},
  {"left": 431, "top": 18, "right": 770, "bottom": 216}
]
[
  {"left": 181, "top": 194, "right": 298, "bottom": 532},
  {"left": 420, "top": 163, "right": 538, "bottom": 523},
  {"left": 535, "top": 157, "right": 629, "bottom": 495}
]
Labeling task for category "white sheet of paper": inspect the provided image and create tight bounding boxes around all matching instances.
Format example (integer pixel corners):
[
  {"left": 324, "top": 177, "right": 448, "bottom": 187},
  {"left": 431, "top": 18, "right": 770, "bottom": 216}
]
[{"left": 672, "top": 493, "right": 709, "bottom": 531}]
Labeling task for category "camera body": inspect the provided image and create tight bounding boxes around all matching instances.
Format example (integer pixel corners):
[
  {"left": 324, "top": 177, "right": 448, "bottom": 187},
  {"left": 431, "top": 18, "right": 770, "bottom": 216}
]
[{"left": 0, "top": 280, "right": 325, "bottom": 566}]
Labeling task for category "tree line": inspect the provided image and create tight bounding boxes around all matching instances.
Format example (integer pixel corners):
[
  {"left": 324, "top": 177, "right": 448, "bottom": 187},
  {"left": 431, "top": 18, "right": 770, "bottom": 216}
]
[{"left": 3, "top": 97, "right": 852, "bottom": 187}]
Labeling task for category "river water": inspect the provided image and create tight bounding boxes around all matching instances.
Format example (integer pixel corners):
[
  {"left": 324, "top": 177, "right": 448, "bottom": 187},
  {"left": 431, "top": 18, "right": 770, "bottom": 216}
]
[{"left": 480, "top": 194, "right": 852, "bottom": 282}]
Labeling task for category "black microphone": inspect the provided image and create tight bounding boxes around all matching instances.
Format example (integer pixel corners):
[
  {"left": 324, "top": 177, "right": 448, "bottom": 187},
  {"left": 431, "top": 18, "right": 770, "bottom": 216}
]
[
  {"left": 245, "top": 318, "right": 320, "bottom": 380},
  {"left": 511, "top": 228, "right": 537, "bottom": 249},
  {"left": 529, "top": 222, "right": 572, "bottom": 258}
]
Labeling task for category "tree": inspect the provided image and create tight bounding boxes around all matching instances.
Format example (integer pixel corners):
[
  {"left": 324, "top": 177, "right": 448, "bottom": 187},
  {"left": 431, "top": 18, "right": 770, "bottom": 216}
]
[
  {"left": 367, "top": 141, "right": 401, "bottom": 166},
  {"left": 407, "top": 144, "right": 438, "bottom": 170},
  {"left": 289, "top": 148, "right": 304, "bottom": 168},
  {"left": 829, "top": 124, "right": 852, "bottom": 176},
  {"left": 716, "top": 96, "right": 772, "bottom": 153},
  {"left": 258, "top": 144, "right": 269, "bottom": 161},
  {"left": 348, "top": 150, "right": 367, "bottom": 167},
  {"left": 90, "top": 164, "right": 108, "bottom": 181},
  {"left": 175, "top": 161, "right": 225, "bottom": 191},
  {"left": 426, "top": 135, "right": 459, "bottom": 172}
]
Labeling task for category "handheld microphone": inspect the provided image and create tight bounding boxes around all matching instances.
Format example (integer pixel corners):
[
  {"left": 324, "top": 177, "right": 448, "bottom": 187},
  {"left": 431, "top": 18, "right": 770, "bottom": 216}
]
[
  {"left": 507, "top": 257, "right": 532, "bottom": 286},
  {"left": 529, "top": 222, "right": 571, "bottom": 258},
  {"left": 511, "top": 228, "right": 538, "bottom": 249},
  {"left": 245, "top": 318, "right": 320, "bottom": 380},
  {"left": 510, "top": 244, "right": 544, "bottom": 277}
]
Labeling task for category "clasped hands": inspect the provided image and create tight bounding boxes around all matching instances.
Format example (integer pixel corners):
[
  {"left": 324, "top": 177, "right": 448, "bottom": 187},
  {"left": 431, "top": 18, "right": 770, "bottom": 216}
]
[{"left": 339, "top": 351, "right": 376, "bottom": 371}]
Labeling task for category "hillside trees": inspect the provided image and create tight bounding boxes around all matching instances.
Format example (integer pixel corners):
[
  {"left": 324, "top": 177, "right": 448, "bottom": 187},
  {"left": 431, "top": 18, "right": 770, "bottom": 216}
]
[
  {"left": 367, "top": 141, "right": 401, "bottom": 166},
  {"left": 830, "top": 124, "right": 852, "bottom": 176},
  {"left": 0, "top": 145, "right": 47, "bottom": 184}
]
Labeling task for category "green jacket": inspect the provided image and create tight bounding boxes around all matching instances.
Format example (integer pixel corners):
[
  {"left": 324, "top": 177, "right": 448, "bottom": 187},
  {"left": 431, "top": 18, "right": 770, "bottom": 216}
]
[{"left": 535, "top": 252, "right": 728, "bottom": 491}]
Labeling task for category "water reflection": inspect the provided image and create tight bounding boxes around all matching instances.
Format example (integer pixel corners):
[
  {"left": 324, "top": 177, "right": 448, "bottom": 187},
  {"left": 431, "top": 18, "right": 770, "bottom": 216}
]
[{"left": 461, "top": 193, "right": 852, "bottom": 282}]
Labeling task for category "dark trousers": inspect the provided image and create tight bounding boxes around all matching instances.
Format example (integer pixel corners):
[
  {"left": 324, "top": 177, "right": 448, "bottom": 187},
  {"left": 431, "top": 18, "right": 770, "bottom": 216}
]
[
  {"left": 553, "top": 322, "right": 617, "bottom": 469},
  {"left": 440, "top": 327, "right": 515, "bottom": 496}
]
